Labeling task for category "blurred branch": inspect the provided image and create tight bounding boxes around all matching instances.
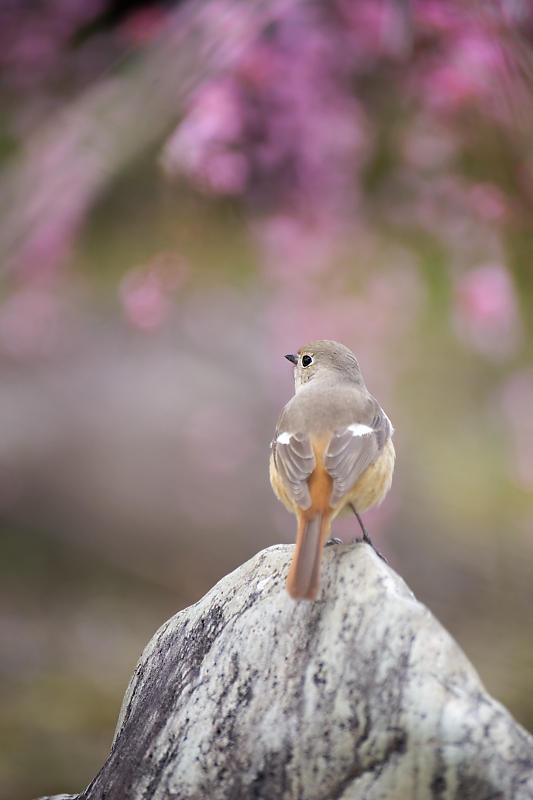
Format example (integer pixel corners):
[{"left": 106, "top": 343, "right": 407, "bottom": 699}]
[
  {"left": 0, "top": 0, "right": 262, "bottom": 281},
  {"left": 38, "top": 544, "right": 533, "bottom": 800}
]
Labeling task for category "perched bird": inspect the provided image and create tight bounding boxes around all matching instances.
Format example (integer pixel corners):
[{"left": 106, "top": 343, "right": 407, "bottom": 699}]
[{"left": 270, "top": 340, "right": 395, "bottom": 600}]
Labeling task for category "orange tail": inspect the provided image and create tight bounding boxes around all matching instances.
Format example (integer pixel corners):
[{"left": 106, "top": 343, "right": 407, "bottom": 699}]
[{"left": 286, "top": 514, "right": 332, "bottom": 600}]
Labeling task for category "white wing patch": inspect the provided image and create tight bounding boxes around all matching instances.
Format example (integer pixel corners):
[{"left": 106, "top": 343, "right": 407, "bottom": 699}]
[
  {"left": 347, "top": 423, "right": 374, "bottom": 437},
  {"left": 276, "top": 431, "right": 293, "bottom": 444}
]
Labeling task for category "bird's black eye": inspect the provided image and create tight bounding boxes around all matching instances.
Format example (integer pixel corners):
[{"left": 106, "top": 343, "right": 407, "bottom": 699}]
[{"left": 301, "top": 354, "right": 313, "bottom": 367}]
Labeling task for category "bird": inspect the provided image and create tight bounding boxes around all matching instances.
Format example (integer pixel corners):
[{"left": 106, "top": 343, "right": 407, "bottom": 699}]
[{"left": 269, "top": 340, "right": 395, "bottom": 600}]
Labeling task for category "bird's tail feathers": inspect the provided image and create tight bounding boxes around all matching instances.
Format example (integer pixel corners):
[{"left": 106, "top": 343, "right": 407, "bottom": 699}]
[{"left": 286, "top": 514, "right": 331, "bottom": 600}]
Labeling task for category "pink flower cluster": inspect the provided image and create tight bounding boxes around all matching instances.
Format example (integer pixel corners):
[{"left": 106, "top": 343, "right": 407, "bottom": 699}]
[
  {"left": 1, "top": 0, "right": 532, "bottom": 379},
  {"left": 453, "top": 264, "right": 522, "bottom": 358},
  {"left": 163, "top": 1, "right": 370, "bottom": 250},
  {"left": 162, "top": 0, "right": 532, "bottom": 287},
  {"left": 165, "top": 1, "right": 532, "bottom": 203}
]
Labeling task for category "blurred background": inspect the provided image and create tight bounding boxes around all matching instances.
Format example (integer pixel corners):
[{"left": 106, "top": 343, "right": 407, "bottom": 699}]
[{"left": 1, "top": 0, "right": 533, "bottom": 797}]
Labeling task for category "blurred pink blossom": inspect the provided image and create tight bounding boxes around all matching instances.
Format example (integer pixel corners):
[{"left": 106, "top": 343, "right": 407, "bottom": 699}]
[
  {"left": 416, "top": 25, "right": 510, "bottom": 115},
  {"left": 468, "top": 182, "right": 509, "bottom": 222},
  {"left": 119, "top": 255, "right": 187, "bottom": 331},
  {"left": 500, "top": 369, "right": 533, "bottom": 489},
  {"left": 336, "top": 0, "right": 409, "bottom": 60},
  {"left": 421, "top": 64, "right": 479, "bottom": 112},
  {"left": 2, "top": 0, "right": 533, "bottom": 339},
  {"left": 119, "top": 5, "right": 169, "bottom": 46},
  {"left": 0, "top": 0, "right": 106, "bottom": 87},
  {"left": 453, "top": 264, "right": 522, "bottom": 358},
  {"left": 162, "top": 81, "right": 248, "bottom": 196},
  {"left": 163, "top": 0, "right": 369, "bottom": 252},
  {"left": 161, "top": 0, "right": 530, "bottom": 282},
  {"left": 413, "top": 1, "right": 464, "bottom": 35},
  {"left": 11, "top": 217, "right": 79, "bottom": 284},
  {"left": 499, "top": 0, "right": 533, "bottom": 28}
]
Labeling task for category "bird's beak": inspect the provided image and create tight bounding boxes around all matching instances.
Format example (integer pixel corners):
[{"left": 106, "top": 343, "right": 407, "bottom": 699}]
[{"left": 285, "top": 353, "right": 298, "bottom": 365}]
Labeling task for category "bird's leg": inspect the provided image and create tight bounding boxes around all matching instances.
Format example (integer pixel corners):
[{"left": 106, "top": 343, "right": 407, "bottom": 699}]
[{"left": 349, "top": 503, "right": 388, "bottom": 563}]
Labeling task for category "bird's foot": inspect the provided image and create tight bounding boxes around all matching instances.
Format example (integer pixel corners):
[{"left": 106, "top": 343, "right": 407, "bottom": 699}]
[{"left": 351, "top": 533, "right": 388, "bottom": 563}]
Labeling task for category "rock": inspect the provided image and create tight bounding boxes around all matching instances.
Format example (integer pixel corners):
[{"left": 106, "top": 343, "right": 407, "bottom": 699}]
[{"left": 38, "top": 543, "right": 533, "bottom": 800}]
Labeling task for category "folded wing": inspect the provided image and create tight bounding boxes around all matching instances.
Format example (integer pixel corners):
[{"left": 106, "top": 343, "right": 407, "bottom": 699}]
[
  {"left": 325, "top": 409, "right": 392, "bottom": 508},
  {"left": 272, "top": 431, "right": 316, "bottom": 510}
]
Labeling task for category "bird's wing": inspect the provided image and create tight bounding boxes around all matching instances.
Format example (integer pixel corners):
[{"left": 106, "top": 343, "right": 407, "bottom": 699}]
[
  {"left": 325, "top": 405, "right": 392, "bottom": 508},
  {"left": 271, "top": 430, "right": 316, "bottom": 510}
]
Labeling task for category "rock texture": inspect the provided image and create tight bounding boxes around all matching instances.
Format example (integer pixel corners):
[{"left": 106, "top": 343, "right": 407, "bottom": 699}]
[{"left": 39, "top": 543, "right": 533, "bottom": 800}]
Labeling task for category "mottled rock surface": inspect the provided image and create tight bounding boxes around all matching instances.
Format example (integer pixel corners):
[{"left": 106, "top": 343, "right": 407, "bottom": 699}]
[{"left": 39, "top": 543, "right": 533, "bottom": 800}]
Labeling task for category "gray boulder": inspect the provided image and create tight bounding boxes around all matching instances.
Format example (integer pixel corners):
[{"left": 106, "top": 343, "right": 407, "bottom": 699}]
[{"left": 39, "top": 543, "right": 533, "bottom": 800}]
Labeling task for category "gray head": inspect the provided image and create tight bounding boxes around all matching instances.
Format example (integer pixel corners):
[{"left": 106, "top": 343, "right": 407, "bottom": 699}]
[{"left": 285, "top": 340, "right": 364, "bottom": 391}]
